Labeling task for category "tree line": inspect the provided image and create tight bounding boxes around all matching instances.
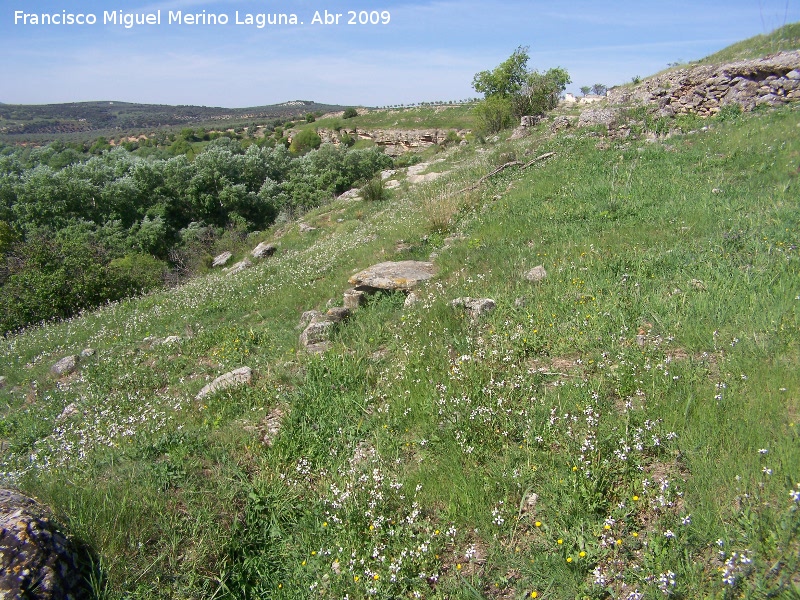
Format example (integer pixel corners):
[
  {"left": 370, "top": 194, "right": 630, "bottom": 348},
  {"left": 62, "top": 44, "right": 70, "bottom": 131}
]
[{"left": 0, "top": 137, "right": 390, "bottom": 333}]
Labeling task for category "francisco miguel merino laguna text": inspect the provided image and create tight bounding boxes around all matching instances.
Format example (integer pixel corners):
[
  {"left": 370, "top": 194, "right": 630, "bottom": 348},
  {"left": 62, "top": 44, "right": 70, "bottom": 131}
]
[{"left": 14, "top": 10, "right": 303, "bottom": 28}]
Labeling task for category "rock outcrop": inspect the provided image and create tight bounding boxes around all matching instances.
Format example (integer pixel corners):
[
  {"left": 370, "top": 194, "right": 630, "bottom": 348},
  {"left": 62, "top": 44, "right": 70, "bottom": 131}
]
[
  {"left": 251, "top": 242, "right": 277, "bottom": 259},
  {"left": 525, "top": 265, "right": 548, "bottom": 283},
  {"left": 607, "top": 51, "right": 800, "bottom": 116},
  {"left": 450, "top": 297, "right": 497, "bottom": 320},
  {"left": 0, "top": 489, "right": 89, "bottom": 599},
  {"left": 348, "top": 261, "right": 436, "bottom": 293},
  {"left": 196, "top": 367, "right": 253, "bottom": 400},
  {"left": 211, "top": 252, "right": 233, "bottom": 268},
  {"left": 50, "top": 356, "right": 78, "bottom": 376},
  {"left": 317, "top": 128, "right": 468, "bottom": 156}
]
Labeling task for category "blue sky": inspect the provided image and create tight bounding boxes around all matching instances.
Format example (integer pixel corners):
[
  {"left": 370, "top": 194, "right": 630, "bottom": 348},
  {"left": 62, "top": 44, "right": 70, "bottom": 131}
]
[{"left": 2, "top": 0, "right": 798, "bottom": 107}]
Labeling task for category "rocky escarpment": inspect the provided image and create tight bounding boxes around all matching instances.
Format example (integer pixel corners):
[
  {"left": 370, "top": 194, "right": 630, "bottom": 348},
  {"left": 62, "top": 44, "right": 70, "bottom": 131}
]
[
  {"left": 317, "top": 128, "right": 468, "bottom": 155},
  {"left": 608, "top": 50, "right": 800, "bottom": 116}
]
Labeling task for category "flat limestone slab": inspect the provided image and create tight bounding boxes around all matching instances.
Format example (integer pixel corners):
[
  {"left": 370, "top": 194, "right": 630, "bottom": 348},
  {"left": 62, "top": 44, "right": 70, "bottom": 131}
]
[{"left": 348, "top": 261, "right": 435, "bottom": 292}]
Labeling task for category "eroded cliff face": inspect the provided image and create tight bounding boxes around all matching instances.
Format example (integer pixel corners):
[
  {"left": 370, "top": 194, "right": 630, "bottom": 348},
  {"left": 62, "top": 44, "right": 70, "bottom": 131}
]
[
  {"left": 608, "top": 51, "right": 800, "bottom": 116},
  {"left": 316, "top": 128, "right": 468, "bottom": 155}
]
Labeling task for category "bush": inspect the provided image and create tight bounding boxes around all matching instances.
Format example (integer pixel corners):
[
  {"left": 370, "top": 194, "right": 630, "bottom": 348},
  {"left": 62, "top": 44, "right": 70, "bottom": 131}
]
[
  {"left": 343, "top": 107, "right": 359, "bottom": 119},
  {"left": 107, "top": 253, "right": 167, "bottom": 296},
  {"left": 716, "top": 103, "right": 743, "bottom": 122},
  {"left": 360, "top": 176, "right": 387, "bottom": 202},
  {"left": 289, "top": 129, "right": 322, "bottom": 156},
  {"left": 473, "top": 96, "right": 513, "bottom": 135}
]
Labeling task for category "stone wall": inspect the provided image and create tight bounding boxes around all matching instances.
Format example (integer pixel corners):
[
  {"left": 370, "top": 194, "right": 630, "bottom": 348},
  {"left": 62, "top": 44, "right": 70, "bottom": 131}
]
[
  {"left": 608, "top": 51, "right": 800, "bottom": 116},
  {"left": 316, "top": 128, "right": 468, "bottom": 156}
]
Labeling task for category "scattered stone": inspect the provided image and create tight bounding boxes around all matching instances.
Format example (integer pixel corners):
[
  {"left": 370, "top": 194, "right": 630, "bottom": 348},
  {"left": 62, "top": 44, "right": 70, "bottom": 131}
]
[
  {"left": 636, "top": 334, "right": 647, "bottom": 348},
  {"left": 211, "top": 251, "right": 233, "bottom": 268},
  {"left": 299, "top": 223, "right": 317, "bottom": 233},
  {"left": 395, "top": 240, "right": 413, "bottom": 253},
  {"left": 50, "top": 356, "right": 78, "bottom": 376},
  {"left": 337, "top": 188, "right": 361, "bottom": 201},
  {"left": 551, "top": 115, "right": 572, "bottom": 131},
  {"left": 224, "top": 259, "right": 251, "bottom": 275},
  {"left": 161, "top": 336, "right": 182, "bottom": 345},
  {"left": 450, "top": 297, "right": 497, "bottom": 319},
  {"left": 0, "top": 489, "right": 90, "bottom": 599},
  {"left": 348, "top": 261, "right": 436, "bottom": 292},
  {"left": 343, "top": 288, "right": 368, "bottom": 309},
  {"left": 691, "top": 279, "right": 707, "bottom": 291},
  {"left": 260, "top": 406, "right": 284, "bottom": 446},
  {"left": 380, "top": 169, "right": 397, "bottom": 180},
  {"left": 325, "top": 307, "right": 352, "bottom": 323},
  {"left": 514, "top": 297, "right": 527, "bottom": 308},
  {"left": 304, "top": 342, "right": 332, "bottom": 354},
  {"left": 196, "top": 366, "right": 253, "bottom": 400},
  {"left": 577, "top": 108, "right": 618, "bottom": 130},
  {"left": 385, "top": 180, "right": 401, "bottom": 190},
  {"left": 300, "top": 319, "right": 334, "bottom": 347},
  {"left": 522, "top": 492, "right": 539, "bottom": 513},
  {"left": 299, "top": 310, "right": 323, "bottom": 329},
  {"left": 80, "top": 348, "right": 95, "bottom": 358},
  {"left": 0, "top": 376, "right": 6, "bottom": 389},
  {"left": 251, "top": 242, "right": 277, "bottom": 259},
  {"left": 509, "top": 125, "right": 530, "bottom": 140},
  {"left": 525, "top": 265, "right": 548, "bottom": 283}
]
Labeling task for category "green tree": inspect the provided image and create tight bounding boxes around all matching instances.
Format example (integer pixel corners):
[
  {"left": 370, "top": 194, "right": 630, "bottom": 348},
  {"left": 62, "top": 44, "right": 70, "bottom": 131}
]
[
  {"left": 591, "top": 83, "right": 607, "bottom": 96},
  {"left": 289, "top": 129, "right": 322, "bottom": 156},
  {"left": 580, "top": 85, "right": 591, "bottom": 97},
  {"left": 343, "top": 107, "right": 359, "bottom": 119},
  {"left": 472, "top": 47, "right": 570, "bottom": 133},
  {"left": 472, "top": 46, "right": 530, "bottom": 99},
  {"left": 512, "top": 67, "right": 571, "bottom": 117}
]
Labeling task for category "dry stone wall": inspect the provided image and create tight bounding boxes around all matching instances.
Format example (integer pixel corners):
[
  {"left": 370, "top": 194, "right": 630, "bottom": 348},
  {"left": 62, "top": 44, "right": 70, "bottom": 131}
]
[
  {"left": 608, "top": 51, "right": 800, "bottom": 116},
  {"left": 317, "top": 128, "right": 467, "bottom": 155}
]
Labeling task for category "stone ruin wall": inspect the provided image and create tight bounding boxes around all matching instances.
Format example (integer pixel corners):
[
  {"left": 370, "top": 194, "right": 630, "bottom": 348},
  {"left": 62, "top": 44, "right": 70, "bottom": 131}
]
[
  {"left": 315, "top": 128, "right": 468, "bottom": 156},
  {"left": 607, "top": 50, "right": 800, "bottom": 117}
]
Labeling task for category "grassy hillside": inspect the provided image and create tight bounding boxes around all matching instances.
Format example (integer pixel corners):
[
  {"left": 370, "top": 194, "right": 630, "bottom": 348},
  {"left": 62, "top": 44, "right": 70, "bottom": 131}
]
[
  {"left": 697, "top": 20, "right": 800, "bottom": 64},
  {"left": 1, "top": 96, "right": 798, "bottom": 598},
  {"left": 304, "top": 104, "right": 476, "bottom": 132}
]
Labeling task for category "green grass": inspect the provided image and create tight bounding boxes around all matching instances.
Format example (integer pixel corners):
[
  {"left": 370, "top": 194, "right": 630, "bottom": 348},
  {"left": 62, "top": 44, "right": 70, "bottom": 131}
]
[
  {"left": 1, "top": 102, "right": 799, "bottom": 599},
  {"left": 295, "top": 104, "right": 477, "bottom": 134},
  {"left": 697, "top": 21, "right": 800, "bottom": 65}
]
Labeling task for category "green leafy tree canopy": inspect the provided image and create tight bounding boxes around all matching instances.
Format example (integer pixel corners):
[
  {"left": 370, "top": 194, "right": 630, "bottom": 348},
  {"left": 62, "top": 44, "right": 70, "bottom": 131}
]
[{"left": 471, "top": 46, "right": 570, "bottom": 133}]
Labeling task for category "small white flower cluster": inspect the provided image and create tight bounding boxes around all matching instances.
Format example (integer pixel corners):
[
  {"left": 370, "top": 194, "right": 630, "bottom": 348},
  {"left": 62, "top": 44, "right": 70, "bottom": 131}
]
[
  {"left": 657, "top": 570, "right": 676, "bottom": 595},
  {"left": 721, "top": 550, "right": 752, "bottom": 586}
]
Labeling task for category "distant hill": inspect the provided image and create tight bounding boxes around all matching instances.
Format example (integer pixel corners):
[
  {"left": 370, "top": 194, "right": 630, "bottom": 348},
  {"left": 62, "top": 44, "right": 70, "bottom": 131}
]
[{"left": 0, "top": 99, "right": 349, "bottom": 139}]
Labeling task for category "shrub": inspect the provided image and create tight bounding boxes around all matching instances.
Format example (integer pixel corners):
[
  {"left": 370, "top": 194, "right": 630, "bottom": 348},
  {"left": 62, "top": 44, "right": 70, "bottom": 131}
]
[
  {"left": 360, "top": 176, "right": 387, "bottom": 202},
  {"left": 289, "top": 129, "right": 322, "bottom": 156},
  {"left": 716, "top": 103, "right": 743, "bottom": 122},
  {"left": 343, "top": 107, "right": 359, "bottom": 119},
  {"left": 473, "top": 96, "right": 513, "bottom": 135},
  {"left": 106, "top": 253, "right": 167, "bottom": 296}
]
